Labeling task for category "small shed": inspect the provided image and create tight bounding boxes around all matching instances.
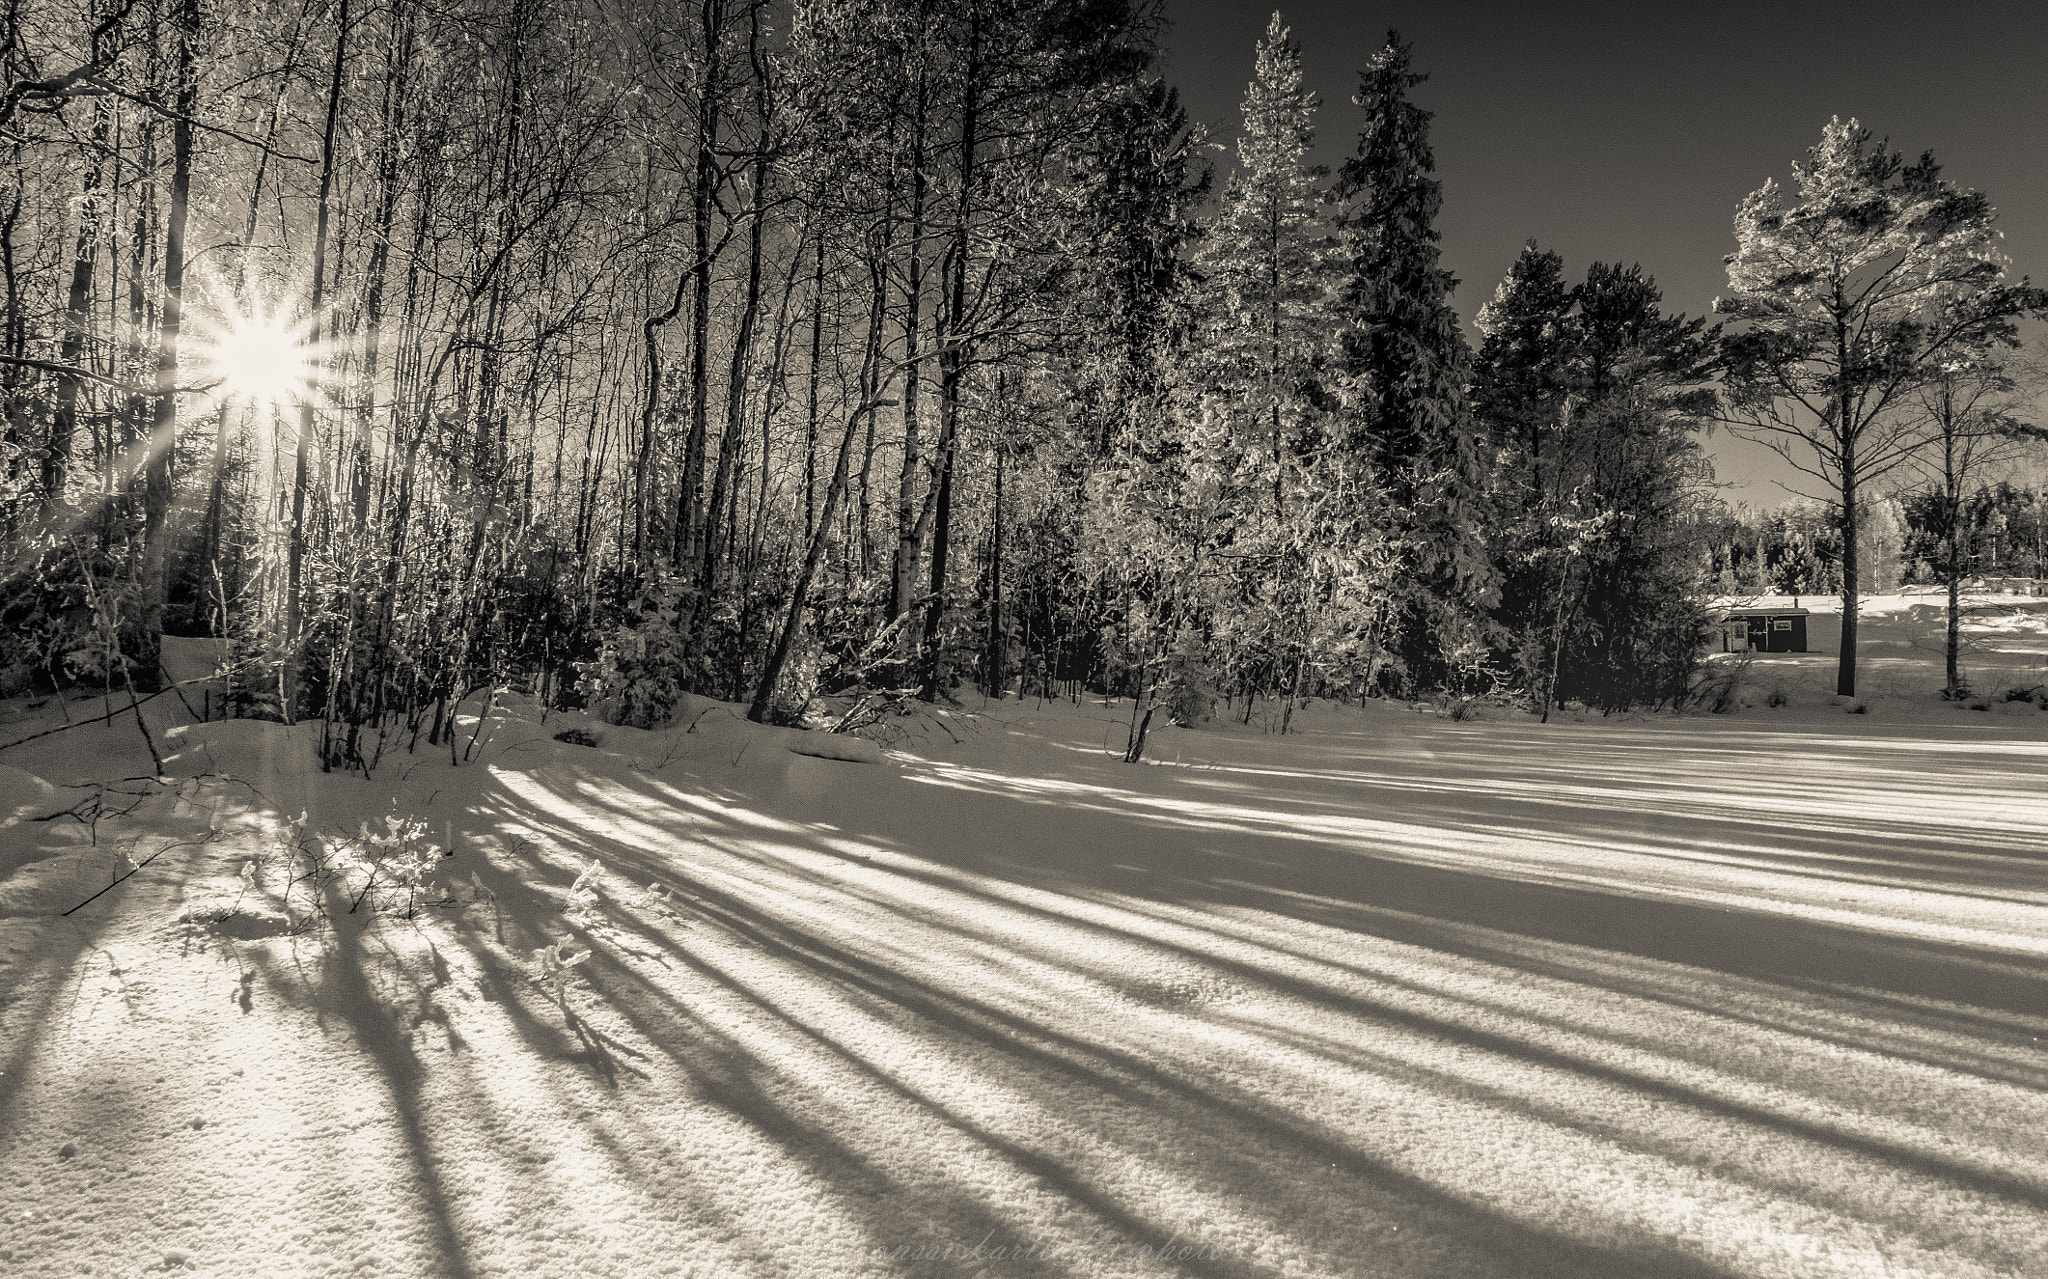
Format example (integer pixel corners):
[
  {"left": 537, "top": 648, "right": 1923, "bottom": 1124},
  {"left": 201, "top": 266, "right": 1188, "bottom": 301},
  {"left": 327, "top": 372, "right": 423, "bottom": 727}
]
[{"left": 1718, "top": 607, "right": 1809, "bottom": 653}]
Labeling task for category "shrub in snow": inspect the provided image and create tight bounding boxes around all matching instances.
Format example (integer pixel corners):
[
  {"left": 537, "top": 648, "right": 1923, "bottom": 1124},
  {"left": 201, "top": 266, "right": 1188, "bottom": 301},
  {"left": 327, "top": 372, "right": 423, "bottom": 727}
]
[
  {"left": 341, "top": 813, "right": 447, "bottom": 916},
  {"left": 1436, "top": 634, "right": 1507, "bottom": 722},
  {"left": 564, "top": 856, "right": 604, "bottom": 923},
  {"left": 576, "top": 573, "right": 699, "bottom": 728},
  {"left": 1690, "top": 656, "right": 1751, "bottom": 714},
  {"left": 552, "top": 726, "right": 602, "bottom": 747},
  {"left": 531, "top": 940, "right": 590, "bottom": 1008},
  {"left": 1159, "top": 627, "right": 1216, "bottom": 727},
  {"left": 232, "top": 807, "right": 462, "bottom": 928}
]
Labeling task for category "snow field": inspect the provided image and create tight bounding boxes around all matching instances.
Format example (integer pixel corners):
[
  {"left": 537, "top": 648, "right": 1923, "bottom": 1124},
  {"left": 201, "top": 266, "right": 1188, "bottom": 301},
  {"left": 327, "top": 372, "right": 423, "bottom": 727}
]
[{"left": 0, "top": 621, "right": 2045, "bottom": 1278}]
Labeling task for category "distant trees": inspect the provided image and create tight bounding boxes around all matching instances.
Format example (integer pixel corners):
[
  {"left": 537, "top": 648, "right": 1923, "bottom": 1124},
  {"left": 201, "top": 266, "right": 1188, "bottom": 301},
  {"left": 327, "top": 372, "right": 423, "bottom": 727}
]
[{"left": 1717, "top": 117, "right": 2045, "bottom": 697}]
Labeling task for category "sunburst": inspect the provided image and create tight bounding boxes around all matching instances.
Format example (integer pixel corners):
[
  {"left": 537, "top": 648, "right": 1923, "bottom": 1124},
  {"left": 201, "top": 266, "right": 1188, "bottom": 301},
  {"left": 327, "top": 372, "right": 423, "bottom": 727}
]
[{"left": 190, "top": 301, "right": 319, "bottom": 410}]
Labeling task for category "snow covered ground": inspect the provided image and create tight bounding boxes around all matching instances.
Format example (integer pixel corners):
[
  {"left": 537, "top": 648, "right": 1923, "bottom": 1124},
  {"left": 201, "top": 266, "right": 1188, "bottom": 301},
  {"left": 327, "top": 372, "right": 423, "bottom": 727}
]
[{"left": 1, "top": 603, "right": 2045, "bottom": 1278}]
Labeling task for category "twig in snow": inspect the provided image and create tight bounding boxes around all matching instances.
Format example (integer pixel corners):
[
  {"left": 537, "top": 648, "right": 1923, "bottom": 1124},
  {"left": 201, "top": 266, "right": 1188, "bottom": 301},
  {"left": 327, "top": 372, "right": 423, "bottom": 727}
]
[{"left": 62, "top": 833, "right": 215, "bottom": 915}]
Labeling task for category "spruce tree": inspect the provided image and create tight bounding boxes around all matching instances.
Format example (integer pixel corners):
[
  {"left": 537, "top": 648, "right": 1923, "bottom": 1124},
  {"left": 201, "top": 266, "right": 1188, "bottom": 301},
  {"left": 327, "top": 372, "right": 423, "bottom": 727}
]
[
  {"left": 1331, "top": 32, "right": 1494, "bottom": 692},
  {"left": 1189, "top": 12, "right": 1331, "bottom": 519},
  {"left": 1473, "top": 241, "right": 1573, "bottom": 510},
  {"left": 1474, "top": 251, "right": 1719, "bottom": 712},
  {"left": 1173, "top": 12, "right": 1344, "bottom": 718}
]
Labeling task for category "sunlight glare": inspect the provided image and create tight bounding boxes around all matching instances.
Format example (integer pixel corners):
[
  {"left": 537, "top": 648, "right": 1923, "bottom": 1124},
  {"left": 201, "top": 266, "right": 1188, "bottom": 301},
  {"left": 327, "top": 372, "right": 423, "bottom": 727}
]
[{"left": 199, "top": 307, "right": 313, "bottom": 408}]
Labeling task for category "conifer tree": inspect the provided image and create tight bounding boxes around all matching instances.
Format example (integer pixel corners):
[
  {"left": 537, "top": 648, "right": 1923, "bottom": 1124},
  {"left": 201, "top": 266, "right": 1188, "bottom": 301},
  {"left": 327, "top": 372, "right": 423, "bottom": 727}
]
[
  {"left": 1473, "top": 241, "right": 1572, "bottom": 509},
  {"left": 1331, "top": 32, "right": 1494, "bottom": 691},
  {"left": 1188, "top": 11, "right": 1330, "bottom": 528},
  {"left": 1474, "top": 249, "right": 1717, "bottom": 712},
  {"left": 1153, "top": 12, "right": 1343, "bottom": 720},
  {"left": 1719, "top": 117, "right": 2045, "bottom": 696}
]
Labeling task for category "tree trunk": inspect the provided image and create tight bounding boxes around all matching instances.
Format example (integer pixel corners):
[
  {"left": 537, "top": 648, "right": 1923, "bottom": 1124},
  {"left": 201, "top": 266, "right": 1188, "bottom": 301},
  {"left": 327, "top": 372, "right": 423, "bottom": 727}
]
[
  {"left": 44, "top": 97, "right": 112, "bottom": 517},
  {"left": 137, "top": 0, "right": 198, "bottom": 685},
  {"left": 675, "top": 0, "right": 725, "bottom": 571},
  {"left": 1946, "top": 536, "right": 1962, "bottom": 697},
  {"left": 804, "top": 229, "right": 824, "bottom": 535},
  {"left": 354, "top": 2, "right": 411, "bottom": 530},
  {"left": 890, "top": 71, "right": 929, "bottom": 626},
  {"left": 983, "top": 440, "right": 1003, "bottom": 696},
  {"left": 698, "top": 10, "right": 769, "bottom": 609},
  {"left": 751, "top": 260, "right": 891, "bottom": 724},
  {"left": 287, "top": 0, "right": 351, "bottom": 676},
  {"left": 1837, "top": 428, "right": 1858, "bottom": 698},
  {"left": 917, "top": 14, "right": 979, "bottom": 700}
]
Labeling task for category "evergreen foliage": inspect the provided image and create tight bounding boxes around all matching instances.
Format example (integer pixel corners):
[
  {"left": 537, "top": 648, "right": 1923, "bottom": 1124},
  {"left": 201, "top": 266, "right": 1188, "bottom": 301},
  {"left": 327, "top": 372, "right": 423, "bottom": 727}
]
[
  {"left": 1474, "top": 247, "right": 1719, "bottom": 712},
  {"left": 1329, "top": 32, "right": 1496, "bottom": 692},
  {"left": 1717, "top": 116, "right": 2046, "bottom": 696}
]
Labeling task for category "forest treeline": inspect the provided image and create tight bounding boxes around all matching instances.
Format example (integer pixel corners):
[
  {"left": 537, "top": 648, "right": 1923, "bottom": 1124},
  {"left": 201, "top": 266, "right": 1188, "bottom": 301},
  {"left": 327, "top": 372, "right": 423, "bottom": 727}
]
[{"left": 2, "top": 0, "right": 2041, "bottom": 764}]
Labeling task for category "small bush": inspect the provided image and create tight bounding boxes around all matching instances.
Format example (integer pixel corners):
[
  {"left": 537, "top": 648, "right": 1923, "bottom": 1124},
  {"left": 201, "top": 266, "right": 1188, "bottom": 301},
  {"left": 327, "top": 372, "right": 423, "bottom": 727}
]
[
  {"left": 1690, "top": 655, "right": 1751, "bottom": 714},
  {"left": 1766, "top": 686, "right": 1788, "bottom": 708},
  {"left": 576, "top": 573, "right": 699, "bottom": 728},
  {"left": 553, "top": 727, "right": 602, "bottom": 747}
]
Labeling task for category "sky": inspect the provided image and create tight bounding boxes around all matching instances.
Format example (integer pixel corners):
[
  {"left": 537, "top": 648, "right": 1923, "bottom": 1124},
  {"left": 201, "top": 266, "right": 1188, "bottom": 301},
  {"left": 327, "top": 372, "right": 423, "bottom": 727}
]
[{"left": 1157, "top": 0, "right": 2048, "bottom": 508}]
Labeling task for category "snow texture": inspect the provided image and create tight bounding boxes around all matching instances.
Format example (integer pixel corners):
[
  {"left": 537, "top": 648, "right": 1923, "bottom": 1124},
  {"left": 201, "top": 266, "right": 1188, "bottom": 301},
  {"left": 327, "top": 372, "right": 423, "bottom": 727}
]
[{"left": 0, "top": 604, "right": 2044, "bottom": 1279}]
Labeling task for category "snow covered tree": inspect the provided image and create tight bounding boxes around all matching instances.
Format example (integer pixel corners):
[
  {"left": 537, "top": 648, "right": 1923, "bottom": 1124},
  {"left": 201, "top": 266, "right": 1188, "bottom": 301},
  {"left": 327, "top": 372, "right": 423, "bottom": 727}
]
[
  {"left": 1054, "top": 76, "right": 1210, "bottom": 721},
  {"left": 1329, "top": 32, "right": 1495, "bottom": 692},
  {"left": 1718, "top": 116, "right": 2046, "bottom": 696},
  {"left": 1474, "top": 250, "right": 1717, "bottom": 712},
  {"left": 1472, "top": 241, "right": 1573, "bottom": 506},
  {"left": 1165, "top": 12, "right": 1362, "bottom": 721},
  {"left": 1187, "top": 11, "right": 1331, "bottom": 530}
]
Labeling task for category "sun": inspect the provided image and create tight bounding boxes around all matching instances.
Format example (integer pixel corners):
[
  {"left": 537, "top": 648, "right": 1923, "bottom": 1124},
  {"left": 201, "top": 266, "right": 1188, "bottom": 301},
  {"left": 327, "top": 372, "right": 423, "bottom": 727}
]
[{"left": 194, "top": 304, "right": 315, "bottom": 409}]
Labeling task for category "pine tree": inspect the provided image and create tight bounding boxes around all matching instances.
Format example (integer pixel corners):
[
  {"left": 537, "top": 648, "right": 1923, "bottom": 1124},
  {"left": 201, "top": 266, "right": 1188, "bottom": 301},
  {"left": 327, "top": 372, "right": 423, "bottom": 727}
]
[
  {"left": 1473, "top": 251, "right": 1718, "bottom": 712},
  {"left": 1718, "top": 116, "right": 2045, "bottom": 696},
  {"left": 1473, "top": 241, "right": 1572, "bottom": 510}
]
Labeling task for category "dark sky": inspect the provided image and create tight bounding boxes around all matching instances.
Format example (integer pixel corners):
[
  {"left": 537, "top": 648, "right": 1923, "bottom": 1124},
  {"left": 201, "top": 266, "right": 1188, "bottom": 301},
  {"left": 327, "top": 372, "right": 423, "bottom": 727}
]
[{"left": 1157, "top": 0, "right": 2048, "bottom": 507}]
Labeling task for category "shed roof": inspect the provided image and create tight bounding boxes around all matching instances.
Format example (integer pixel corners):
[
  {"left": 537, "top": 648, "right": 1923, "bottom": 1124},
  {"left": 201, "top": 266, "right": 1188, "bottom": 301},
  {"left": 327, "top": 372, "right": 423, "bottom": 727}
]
[{"left": 1721, "top": 607, "right": 1810, "bottom": 618}]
